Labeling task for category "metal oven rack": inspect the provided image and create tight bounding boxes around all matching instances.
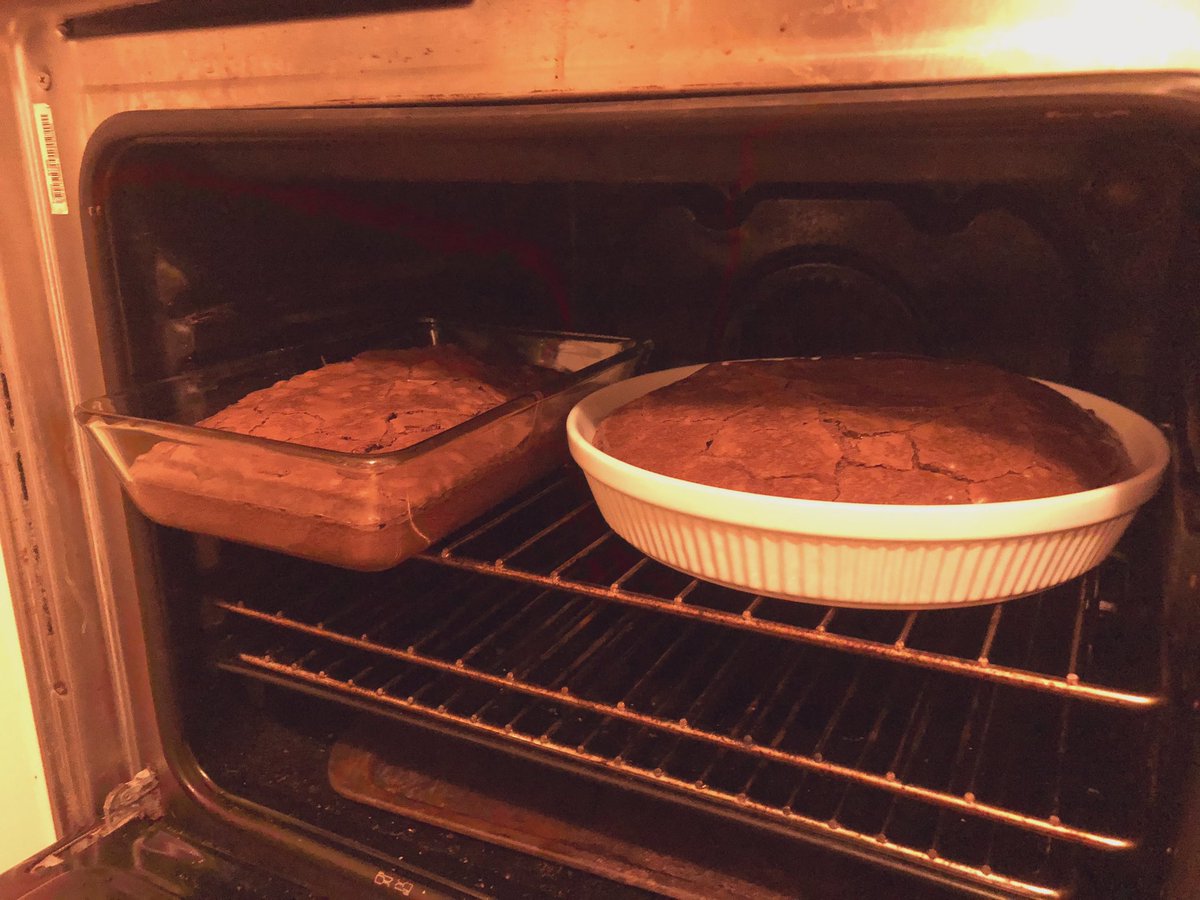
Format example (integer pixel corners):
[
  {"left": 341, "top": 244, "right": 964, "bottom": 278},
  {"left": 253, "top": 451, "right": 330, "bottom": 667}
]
[
  {"left": 215, "top": 475, "right": 1167, "bottom": 899},
  {"left": 426, "top": 477, "right": 1163, "bottom": 710}
]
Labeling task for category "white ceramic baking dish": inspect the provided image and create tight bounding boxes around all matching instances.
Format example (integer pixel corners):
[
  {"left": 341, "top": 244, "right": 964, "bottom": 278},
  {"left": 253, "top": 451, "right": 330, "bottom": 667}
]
[{"left": 567, "top": 365, "right": 1171, "bottom": 609}]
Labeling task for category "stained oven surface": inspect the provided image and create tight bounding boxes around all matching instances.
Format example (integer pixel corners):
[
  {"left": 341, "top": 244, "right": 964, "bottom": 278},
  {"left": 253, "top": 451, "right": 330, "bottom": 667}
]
[{"left": 1, "top": 3, "right": 1200, "bottom": 899}]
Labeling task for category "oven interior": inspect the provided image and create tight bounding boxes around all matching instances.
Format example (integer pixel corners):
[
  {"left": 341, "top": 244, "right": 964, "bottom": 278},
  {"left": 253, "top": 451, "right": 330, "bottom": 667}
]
[{"left": 83, "top": 93, "right": 1200, "bottom": 898}]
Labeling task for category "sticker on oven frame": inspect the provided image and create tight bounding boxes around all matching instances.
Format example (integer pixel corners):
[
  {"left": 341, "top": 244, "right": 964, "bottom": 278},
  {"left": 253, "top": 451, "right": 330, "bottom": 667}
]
[{"left": 33, "top": 102, "right": 68, "bottom": 215}]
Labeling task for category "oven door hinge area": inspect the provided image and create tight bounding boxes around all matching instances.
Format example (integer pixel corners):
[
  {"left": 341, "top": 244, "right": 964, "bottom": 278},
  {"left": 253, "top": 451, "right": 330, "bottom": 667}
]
[
  {"left": 103, "top": 768, "right": 163, "bottom": 835},
  {"left": 29, "top": 768, "right": 163, "bottom": 872}
]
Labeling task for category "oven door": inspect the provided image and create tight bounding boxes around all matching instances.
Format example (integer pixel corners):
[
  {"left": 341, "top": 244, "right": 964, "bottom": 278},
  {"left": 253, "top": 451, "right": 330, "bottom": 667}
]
[
  {"left": 0, "top": 816, "right": 481, "bottom": 899},
  {"left": 0, "top": 751, "right": 974, "bottom": 900}
]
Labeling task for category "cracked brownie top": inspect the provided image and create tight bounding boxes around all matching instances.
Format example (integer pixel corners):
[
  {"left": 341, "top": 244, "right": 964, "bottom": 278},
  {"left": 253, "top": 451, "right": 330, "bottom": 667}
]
[
  {"left": 592, "top": 357, "right": 1136, "bottom": 504},
  {"left": 197, "top": 344, "right": 551, "bottom": 455}
]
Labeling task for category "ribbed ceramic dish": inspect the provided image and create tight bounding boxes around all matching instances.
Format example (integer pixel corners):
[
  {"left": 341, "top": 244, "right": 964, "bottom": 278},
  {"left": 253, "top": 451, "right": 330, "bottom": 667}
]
[{"left": 566, "top": 365, "right": 1170, "bottom": 609}]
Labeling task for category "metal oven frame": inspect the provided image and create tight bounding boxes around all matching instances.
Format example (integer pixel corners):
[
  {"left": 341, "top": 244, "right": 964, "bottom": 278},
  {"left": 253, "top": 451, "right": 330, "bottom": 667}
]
[{"left": 2, "top": 1, "right": 1200, "bottom": 895}]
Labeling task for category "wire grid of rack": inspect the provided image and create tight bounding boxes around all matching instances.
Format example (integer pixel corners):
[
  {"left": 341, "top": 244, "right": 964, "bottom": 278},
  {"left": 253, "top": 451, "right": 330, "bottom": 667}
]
[
  {"left": 212, "top": 475, "right": 1166, "bottom": 899},
  {"left": 422, "top": 474, "right": 1164, "bottom": 710}
]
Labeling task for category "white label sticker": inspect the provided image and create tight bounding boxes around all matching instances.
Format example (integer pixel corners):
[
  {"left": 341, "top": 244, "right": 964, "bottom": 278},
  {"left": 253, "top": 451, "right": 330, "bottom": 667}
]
[{"left": 32, "top": 103, "right": 68, "bottom": 215}]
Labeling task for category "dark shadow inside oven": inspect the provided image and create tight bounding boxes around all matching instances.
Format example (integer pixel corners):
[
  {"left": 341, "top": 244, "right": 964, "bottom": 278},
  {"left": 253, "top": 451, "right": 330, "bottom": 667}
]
[{"left": 81, "top": 89, "right": 1200, "bottom": 898}]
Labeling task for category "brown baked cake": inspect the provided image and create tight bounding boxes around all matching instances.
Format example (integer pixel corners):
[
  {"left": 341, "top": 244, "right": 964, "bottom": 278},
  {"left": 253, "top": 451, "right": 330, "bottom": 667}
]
[{"left": 593, "top": 357, "right": 1136, "bottom": 504}]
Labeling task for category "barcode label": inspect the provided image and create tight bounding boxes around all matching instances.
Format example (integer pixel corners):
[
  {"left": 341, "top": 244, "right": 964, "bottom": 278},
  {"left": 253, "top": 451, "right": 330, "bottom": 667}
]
[{"left": 32, "top": 103, "right": 68, "bottom": 215}]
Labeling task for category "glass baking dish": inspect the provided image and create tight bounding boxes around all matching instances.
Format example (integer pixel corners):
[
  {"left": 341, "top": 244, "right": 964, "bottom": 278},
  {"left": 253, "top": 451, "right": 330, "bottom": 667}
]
[{"left": 77, "top": 319, "right": 647, "bottom": 570}]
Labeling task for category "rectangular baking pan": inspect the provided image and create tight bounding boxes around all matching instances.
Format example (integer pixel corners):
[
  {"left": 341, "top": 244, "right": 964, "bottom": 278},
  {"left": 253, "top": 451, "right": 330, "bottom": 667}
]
[{"left": 76, "top": 318, "right": 647, "bottom": 570}]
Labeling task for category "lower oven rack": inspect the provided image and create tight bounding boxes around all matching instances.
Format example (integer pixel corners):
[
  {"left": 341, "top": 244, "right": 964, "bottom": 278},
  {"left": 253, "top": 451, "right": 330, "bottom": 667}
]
[
  {"left": 211, "top": 475, "right": 1167, "bottom": 900},
  {"left": 422, "top": 475, "right": 1163, "bottom": 710}
]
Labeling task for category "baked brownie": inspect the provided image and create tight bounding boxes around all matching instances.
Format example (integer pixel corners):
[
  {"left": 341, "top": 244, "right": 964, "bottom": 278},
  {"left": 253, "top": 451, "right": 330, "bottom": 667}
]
[
  {"left": 127, "top": 344, "right": 561, "bottom": 568},
  {"left": 593, "top": 357, "right": 1136, "bottom": 504},
  {"left": 195, "top": 344, "right": 545, "bottom": 453}
]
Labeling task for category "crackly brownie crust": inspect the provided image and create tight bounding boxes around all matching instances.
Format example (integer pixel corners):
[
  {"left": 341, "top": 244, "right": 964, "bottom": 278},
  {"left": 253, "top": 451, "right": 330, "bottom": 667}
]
[
  {"left": 198, "top": 345, "right": 545, "bottom": 454},
  {"left": 593, "top": 357, "right": 1135, "bottom": 504}
]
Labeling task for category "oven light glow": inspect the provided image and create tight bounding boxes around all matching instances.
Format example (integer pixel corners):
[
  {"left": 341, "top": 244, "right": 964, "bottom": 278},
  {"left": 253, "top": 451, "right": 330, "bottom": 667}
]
[{"left": 974, "top": 0, "right": 1200, "bottom": 71}]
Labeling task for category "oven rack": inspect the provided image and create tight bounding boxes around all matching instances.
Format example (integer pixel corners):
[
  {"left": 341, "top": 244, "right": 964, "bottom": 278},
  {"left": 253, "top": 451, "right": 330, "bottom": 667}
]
[
  {"left": 222, "top": 656, "right": 1065, "bottom": 899},
  {"left": 420, "top": 474, "right": 1164, "bottom": 710},
  {"left": 214, "top": 562, "right": 1158, "bottom": 900}
]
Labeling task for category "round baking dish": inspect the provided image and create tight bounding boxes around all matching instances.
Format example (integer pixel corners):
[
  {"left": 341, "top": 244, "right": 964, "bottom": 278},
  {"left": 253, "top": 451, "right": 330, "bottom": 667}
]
[{"left": 566, "top": 365, "right": 1171, "bottom": 609}]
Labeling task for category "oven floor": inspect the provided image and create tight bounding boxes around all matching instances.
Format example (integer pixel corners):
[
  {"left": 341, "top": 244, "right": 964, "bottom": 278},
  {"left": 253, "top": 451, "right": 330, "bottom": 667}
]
[
  {"left": 190, "top": 685, "right": 639, "bottom": 900},
  {"left": 190, "top": 681, "right": 966, "bottom": 899}
]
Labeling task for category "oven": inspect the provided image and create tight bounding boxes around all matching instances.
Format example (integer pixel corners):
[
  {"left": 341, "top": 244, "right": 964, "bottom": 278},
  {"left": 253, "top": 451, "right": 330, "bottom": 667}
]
[{"left": 2, "top": 2, "right": 1200, "bottom": 897}]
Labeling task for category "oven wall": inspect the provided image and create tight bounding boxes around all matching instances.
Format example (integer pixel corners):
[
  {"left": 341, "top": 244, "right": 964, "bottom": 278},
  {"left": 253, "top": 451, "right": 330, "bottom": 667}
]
[
  {"left": 22, "top": 0, "right": 1200, "bottom": 116},
  {"left": 0, "top": 30, "right": 139, "bottom": 838}
]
